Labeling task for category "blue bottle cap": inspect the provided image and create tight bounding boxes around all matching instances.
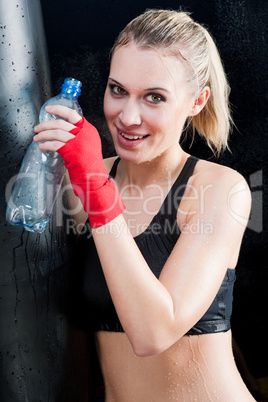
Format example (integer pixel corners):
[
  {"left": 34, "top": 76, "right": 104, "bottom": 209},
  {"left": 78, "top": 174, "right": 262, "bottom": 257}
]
[{"left": 61, "top": 77, "right": 82, "bottom": 96}]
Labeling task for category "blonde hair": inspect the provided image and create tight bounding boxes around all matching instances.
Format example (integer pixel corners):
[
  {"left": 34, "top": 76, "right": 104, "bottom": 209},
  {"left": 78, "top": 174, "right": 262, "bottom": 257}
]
[{"left": 111, "top": 9, "right": 232, "bottom": 155}]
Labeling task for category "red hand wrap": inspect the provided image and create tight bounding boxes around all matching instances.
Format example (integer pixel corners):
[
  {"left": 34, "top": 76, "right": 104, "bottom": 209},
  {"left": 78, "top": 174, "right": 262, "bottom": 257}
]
[{"left": 57, "top": 117, "right": 125, "bottom": 228}]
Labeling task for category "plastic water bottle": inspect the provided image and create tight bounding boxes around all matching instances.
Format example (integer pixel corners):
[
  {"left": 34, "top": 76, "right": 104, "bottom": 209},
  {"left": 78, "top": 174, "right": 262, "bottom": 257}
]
[{"left": 6, "top": 77, "right": 83, "bottom": 233}]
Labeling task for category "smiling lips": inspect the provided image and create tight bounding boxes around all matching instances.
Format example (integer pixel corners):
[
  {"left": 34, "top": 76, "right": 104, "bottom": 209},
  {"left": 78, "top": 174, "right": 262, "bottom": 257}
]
[
  {"left": 121, "top": 132, "right": 145, "bottom": 140},
  {"left": 117, "top": 128, "right": 149, "bottom": 147}
]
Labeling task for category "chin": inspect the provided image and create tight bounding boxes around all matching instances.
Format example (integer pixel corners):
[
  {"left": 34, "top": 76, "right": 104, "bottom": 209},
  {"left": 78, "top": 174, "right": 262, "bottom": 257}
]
[
  {"left": 117, "top": 149, "right": 162, "bottom": 167},
  {"left": 114, "top": 147, "right": 144, "bottom": 164}
]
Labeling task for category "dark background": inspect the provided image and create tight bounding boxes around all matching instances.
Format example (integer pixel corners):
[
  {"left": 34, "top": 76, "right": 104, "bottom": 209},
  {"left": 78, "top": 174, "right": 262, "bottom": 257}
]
[
  {"left": 40, "top": 0, "right": 267, "bottom": 377},
  {"left": 0, "top": 0, "right": 267, "bottom": 400}
]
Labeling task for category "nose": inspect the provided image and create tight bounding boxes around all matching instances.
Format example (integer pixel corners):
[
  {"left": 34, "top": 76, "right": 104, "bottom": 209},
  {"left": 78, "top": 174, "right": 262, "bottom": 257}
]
[{"left": 119, "top": 99, "right": 142, "bottom": 127}]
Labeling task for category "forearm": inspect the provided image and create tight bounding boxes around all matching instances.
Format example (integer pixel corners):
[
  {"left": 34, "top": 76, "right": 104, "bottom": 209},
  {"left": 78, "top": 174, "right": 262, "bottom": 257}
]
[{"left": 92, "top": 213, "right": 177, "bottom": 356}]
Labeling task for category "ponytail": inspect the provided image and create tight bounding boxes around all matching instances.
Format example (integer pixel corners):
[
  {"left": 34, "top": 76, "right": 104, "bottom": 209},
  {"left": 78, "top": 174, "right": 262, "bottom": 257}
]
[{"left": 189, "top": 29, "right": 232, "bottom": 155}]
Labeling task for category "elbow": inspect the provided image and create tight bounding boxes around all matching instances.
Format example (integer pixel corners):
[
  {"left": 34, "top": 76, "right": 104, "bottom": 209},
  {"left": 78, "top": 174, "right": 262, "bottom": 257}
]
[
  {"left": 130, "top": 321, "right": 188, "bottom": 357},
  {"left": 128, "top": 311, "right": 186, "bottom": 357},
  {"left": 133, "top": 343, "right": 162, "bottom": 358},
  {"left": 131, "top": 332, "right": 176, "bottom": 358}
]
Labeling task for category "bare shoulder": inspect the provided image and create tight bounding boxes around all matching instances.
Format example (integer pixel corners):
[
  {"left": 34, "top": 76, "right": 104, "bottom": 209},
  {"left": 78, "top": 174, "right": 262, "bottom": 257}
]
[
  {"left": 193, "top": 158, "right": 250, "bottom": 196},
  {"left": 189, "top": 158, "right": 252, "bottom": 223},
  {"left": 179, "top": 158, "right": 251, "bottom": 233}
]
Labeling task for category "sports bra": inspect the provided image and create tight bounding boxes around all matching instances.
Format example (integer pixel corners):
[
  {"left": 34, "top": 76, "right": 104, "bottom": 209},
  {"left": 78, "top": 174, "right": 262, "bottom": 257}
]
[{"left": 75, "top": 155, "right": 236, "bottom": 335}]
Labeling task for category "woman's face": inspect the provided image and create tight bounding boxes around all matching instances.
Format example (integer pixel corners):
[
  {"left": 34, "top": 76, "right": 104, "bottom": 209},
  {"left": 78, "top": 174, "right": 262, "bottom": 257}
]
[{"left": 104, "top": 43, "right": 195, "bottom": 164}]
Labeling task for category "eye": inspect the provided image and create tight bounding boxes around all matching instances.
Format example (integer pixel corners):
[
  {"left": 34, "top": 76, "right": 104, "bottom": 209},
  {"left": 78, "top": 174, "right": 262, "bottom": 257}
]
[
  {"left": 146, "top": 93, "right": 165, "bottom": 104},
  {"left": 109, "top": 84, "right": 127, "bottom": 96}
]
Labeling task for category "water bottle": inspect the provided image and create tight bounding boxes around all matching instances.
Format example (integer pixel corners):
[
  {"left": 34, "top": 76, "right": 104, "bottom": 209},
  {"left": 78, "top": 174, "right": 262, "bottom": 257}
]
[{"left": 6, "top": 77, "right": 83, "bottom": 233}]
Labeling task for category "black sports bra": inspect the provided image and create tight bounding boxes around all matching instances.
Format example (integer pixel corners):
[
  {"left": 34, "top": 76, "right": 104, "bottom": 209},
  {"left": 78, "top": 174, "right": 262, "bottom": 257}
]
[{"left": 75, "top": 156, "right": 236, "bottom": 335}]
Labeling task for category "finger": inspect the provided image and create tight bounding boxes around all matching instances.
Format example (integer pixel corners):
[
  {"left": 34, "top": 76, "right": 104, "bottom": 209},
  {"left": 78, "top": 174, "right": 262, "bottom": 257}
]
[
  {"left": 44, "top": 105, "right": 82, "bottom": 125},
  {"left": 33, "top": 129, "right": 75, "bottom": 144},
  {"left": 38, "top": 140, "right": 67, "bottom": 152},
  {"left": 34, "top": 118, "right": 75, "bottom": 133}
]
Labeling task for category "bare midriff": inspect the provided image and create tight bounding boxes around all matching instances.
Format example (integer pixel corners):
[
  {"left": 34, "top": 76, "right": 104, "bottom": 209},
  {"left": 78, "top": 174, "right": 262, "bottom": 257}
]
[{"left": 95, "top": 330, "right": 254, "bottom": 402}]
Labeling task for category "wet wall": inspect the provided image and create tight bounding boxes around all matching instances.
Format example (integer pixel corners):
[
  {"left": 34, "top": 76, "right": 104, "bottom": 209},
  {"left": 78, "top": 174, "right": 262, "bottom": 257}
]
[
  {"left": 0, "top": 1, "right": 86, "bottom": 400},
  {"left": 1, "top": 0, "right": 267, "bottom": 400}
]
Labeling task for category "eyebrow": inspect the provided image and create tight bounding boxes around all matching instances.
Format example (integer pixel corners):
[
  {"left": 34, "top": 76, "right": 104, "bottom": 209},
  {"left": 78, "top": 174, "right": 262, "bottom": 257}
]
[{"left": 108, "top": 77, "right": 171, "bottom": 93}]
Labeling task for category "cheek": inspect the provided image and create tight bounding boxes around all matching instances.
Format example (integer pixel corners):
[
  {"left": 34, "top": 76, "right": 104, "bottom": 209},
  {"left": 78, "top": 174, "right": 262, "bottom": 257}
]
[
  {"left": 104, "top": 92, "right": 119, "bottom": 123},
  {"left": 153, "top": 107, "right": 187, "bottom": 142},
  {"left": 151, "top": 109, "right": 174, "bottom": 131}
]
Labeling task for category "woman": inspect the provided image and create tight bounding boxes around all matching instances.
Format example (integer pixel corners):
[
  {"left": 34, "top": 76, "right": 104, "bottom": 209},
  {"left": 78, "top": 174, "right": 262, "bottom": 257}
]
[{"left": 34, "top": 9, "right": 254, "bottom": 401}]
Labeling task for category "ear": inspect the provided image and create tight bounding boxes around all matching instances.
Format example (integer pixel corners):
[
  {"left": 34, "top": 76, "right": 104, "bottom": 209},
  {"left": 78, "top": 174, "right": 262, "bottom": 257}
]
[{"left": 189, "top": 86, "right": 210, "bottom": 116}]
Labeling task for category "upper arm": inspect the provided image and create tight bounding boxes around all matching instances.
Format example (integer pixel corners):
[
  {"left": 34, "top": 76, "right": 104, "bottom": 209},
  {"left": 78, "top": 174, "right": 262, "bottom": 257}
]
[{"left": 159, "top": 165, "right": 251, "bottom": 335}]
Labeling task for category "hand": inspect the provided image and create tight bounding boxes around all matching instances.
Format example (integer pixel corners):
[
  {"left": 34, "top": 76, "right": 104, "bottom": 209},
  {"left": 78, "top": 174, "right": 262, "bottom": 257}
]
[
  {"left": 33, "top": 105, "right": 81, "bottom": 151},
  {"left": 34, "top": 105, "right": 125, "bottom": 228}
]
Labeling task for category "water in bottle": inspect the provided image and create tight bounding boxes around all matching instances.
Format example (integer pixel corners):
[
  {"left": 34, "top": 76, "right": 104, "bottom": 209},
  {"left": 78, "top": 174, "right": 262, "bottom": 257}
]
[{"left": 6, "top": 77, "right": 83, "bottom": 233}]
